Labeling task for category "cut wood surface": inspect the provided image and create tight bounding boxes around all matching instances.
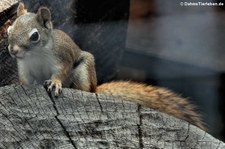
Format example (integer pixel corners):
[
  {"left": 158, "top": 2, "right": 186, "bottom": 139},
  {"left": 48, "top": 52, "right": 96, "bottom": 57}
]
[{"left": 0, "top": 85, "right": 224, "bottom": 148}]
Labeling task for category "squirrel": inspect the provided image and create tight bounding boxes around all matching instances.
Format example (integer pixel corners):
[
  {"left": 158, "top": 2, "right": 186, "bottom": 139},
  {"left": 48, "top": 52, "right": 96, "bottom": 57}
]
[
  {"left": 7, "top": 3, "right": 205, "bottom": 130},
  {"left": 7, "top": 3, "right": 97, "bottom": 96}
]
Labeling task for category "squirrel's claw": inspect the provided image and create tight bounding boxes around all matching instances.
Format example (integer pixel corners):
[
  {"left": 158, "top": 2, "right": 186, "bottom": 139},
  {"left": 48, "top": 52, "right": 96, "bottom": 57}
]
[{"left": 44, "top": 79, "right": 62, "bottom": 97}]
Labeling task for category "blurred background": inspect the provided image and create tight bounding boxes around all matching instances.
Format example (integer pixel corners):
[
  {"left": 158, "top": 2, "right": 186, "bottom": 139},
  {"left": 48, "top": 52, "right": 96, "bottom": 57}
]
[{"left": 116, "top": 0, "right": 225, "bottom": 141}]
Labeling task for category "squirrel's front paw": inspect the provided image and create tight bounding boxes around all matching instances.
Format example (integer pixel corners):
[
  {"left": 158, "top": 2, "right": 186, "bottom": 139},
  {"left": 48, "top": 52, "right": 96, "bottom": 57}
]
[{"left": 44, "top": 79, "right": 62, "bottom": 97}]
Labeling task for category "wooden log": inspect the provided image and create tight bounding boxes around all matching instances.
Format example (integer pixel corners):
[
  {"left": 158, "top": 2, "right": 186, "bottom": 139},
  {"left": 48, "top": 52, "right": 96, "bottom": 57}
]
[
  {"left": 0, "top": 0, "right": 18, "bottom": 27},
  {"left": 0, "top": 85, "right": 224, "bottom": 148}
]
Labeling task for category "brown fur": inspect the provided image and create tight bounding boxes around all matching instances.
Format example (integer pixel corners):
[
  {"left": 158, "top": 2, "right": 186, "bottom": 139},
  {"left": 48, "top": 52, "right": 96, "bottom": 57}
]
[
  {"left": 17, "top": 2, "right": 27, "bottom": 17},
  {"left": 97, "top": 81, "right": 205, "bottom": 130}
]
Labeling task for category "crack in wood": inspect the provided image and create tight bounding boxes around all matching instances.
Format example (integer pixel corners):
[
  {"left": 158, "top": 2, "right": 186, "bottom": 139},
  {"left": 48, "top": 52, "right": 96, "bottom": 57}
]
[
  {"left": 185, "top": 123, "right": 190, "bottom": 142},
  {"left": 0, "top": 85, "right": 224, "bottom": 148},
  {"left": 47, "top": 92, "right": 78, "bottom": 149},
  {"left": 95, "top": 93, "right": 103, "bottom": 113},
  {"left": 20, "top": 86, "right": 37, "bottom": 115},
  {"left": 216, "top": 141, "right": 222, "bottom": 149},
  {"left": 137, "top": 104, "right": 144, "bottom": 149}
]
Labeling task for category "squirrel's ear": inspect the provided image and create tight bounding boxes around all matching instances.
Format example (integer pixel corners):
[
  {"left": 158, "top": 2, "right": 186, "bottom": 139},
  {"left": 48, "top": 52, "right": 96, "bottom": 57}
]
[
  {"left": 37, "top": 7, "right": 52, "bottom": 29},
  {"left": 17, "top": 2, "right": 27, "bottom": 17}
]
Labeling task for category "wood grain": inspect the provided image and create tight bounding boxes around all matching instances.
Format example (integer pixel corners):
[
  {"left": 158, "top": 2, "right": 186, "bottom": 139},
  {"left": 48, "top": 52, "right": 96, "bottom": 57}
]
[{"left": 0, "top": 85, "right": 224, "bottom": 148}]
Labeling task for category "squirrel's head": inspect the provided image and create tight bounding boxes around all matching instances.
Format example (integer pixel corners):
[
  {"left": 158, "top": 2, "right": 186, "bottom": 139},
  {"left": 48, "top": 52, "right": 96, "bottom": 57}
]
[{"left": 7, "top": 3, "right": 53, "bottom": 59}]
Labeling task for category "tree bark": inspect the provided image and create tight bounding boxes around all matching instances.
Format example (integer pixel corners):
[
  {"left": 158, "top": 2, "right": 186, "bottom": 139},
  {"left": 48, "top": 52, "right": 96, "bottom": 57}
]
[{"left": 0, "top": 85, "right": 224, "bottom": 149}]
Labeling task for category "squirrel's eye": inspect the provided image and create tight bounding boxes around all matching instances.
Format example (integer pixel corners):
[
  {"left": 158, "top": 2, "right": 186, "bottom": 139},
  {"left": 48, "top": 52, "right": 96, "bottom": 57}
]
[{"left": 30, "top": 31, "right": 39, "bottom": 43}]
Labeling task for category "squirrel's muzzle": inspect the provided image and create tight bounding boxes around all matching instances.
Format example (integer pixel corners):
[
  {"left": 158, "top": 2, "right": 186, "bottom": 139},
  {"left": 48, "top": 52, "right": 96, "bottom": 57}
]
[{"left": 8, "top": 44, "right": 25, "bottom": 58}]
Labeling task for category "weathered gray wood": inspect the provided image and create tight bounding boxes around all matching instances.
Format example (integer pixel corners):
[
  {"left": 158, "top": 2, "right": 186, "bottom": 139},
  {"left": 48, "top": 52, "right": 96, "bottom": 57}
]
[
  {"left": 0, "top": 0, "right": 19, "bottom": 86},
  {"left": 0, "top": 38, "right": 19, "bottom": 86},
  {"left": 0, "top": 85, "right": 224, "bottom": 148},
  {"left": 0, "top": 0, "right": 18, "bottom": 27}
]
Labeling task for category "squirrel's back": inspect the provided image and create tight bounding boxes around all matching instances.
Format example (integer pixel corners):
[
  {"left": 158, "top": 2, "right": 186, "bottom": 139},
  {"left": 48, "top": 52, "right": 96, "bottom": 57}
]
[{"left": 97, "top": 81, "right": 205, "bottom": 130}]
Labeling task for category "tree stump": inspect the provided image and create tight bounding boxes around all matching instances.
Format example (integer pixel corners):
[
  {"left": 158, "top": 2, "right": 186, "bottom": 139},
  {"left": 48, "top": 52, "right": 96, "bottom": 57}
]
[{"left": 0, "top": 85, "right": 224, "bottom": 148}]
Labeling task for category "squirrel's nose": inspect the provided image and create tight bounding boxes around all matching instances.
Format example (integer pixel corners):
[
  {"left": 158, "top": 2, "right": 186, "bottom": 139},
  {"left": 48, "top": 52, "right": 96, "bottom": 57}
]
[{"left": 8, "top": 45, "right": 19, "bottom": 55}]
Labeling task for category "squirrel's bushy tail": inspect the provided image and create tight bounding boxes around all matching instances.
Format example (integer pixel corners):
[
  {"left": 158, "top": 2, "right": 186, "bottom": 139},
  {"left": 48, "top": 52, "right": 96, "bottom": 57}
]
[{"left": 97, "top": 81, "right": 205, "bottom": 130}]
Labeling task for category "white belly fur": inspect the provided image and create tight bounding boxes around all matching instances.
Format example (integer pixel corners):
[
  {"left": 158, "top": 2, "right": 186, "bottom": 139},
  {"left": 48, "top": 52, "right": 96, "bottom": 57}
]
[{"left": 17, "top": 40, "right": 59, "bottom": 84}]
